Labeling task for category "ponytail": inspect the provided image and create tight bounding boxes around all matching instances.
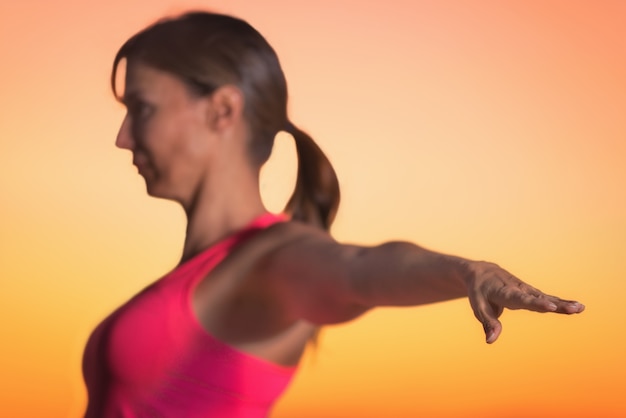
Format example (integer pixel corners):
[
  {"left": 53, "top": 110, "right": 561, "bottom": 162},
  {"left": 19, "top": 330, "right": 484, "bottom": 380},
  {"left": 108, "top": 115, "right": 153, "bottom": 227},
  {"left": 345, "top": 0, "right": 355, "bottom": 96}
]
[{"left": 283, "top": 121, "right": 340, "bottom": 231}]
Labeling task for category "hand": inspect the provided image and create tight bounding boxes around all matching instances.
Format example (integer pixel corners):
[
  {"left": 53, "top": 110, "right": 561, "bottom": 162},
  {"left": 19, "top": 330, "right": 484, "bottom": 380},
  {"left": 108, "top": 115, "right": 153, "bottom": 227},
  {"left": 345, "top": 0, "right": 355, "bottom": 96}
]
[{"left": 466, "top": 261, "right": 585, "bottom": 344}]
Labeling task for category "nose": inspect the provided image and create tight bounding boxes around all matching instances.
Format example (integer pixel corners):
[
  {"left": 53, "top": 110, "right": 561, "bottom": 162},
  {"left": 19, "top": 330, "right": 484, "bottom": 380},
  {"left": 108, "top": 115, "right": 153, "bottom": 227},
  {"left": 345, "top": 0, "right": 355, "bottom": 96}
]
[{"left": 115, "top": 115, "right": 134, "bottom": 150}]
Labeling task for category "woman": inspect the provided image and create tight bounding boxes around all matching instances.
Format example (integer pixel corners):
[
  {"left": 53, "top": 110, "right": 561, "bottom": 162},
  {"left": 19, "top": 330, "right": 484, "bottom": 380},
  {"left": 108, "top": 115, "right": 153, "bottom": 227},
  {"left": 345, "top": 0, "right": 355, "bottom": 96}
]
[{"left": 82, "top": 11, "right": 585, "bottom": 418}]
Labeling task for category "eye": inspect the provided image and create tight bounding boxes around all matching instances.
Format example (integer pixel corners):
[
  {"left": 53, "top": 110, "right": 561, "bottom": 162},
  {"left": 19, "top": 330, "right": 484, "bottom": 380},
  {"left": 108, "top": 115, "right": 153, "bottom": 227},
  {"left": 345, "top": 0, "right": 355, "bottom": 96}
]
[
  {"left": 122, "top": 92, "right": 154, "bottom": 121},
  {"left": 128, "top": 101, "right": 154, "bottom": 120}
]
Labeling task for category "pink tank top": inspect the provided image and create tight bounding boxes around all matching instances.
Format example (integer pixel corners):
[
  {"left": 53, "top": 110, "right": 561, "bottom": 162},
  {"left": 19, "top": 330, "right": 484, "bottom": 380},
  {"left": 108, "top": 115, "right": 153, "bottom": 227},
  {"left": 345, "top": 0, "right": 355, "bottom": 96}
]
[{"left": 82, "top": 213, "right": 294, "bottom": 418}]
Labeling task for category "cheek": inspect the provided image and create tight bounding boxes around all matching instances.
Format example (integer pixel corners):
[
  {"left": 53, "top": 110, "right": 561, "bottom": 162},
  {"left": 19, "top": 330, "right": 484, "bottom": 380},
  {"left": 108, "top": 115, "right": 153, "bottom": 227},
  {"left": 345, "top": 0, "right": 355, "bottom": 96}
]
[
  {"left": 139, "top": 105, "right": 212, "bottom": 189},
  {"left": 176, "top": 113, "right": 215, "bottom": 168},
  {"left": 158, "top": 123, "right": 210, "bottom": 185}
]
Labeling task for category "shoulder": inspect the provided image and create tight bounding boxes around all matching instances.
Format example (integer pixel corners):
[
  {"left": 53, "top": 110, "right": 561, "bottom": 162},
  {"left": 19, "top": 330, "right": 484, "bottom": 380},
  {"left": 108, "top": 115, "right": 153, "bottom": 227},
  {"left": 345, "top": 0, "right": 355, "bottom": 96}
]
[
  {"left": 254, "top": 220, "right": 369, "bottom": 324},
  {"left": 201, "top": 218, "right": 368, "bottom": 325},
  {"left": 202, "top": 219, "right": 336, "bottom": 289},
  {"left": 255, "top": 220, "right": 350, "bottom": 272},
  {"left": 236, "top": 218, "right": 342, "bottom": 269}
]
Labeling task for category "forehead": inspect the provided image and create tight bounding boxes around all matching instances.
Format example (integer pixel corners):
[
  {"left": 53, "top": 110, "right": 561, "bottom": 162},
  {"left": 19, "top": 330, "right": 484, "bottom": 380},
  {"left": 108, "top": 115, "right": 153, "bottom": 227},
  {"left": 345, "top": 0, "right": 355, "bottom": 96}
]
[{"left": 122, "top": 61, "right": 188, "bottom": 100}]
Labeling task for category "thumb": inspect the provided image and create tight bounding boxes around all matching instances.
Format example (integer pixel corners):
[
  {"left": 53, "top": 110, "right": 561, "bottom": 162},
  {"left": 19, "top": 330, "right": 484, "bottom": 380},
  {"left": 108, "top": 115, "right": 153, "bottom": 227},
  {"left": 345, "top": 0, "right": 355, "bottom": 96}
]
[{"left": 475, "top": 302, "right": 503, "bottom": 344}]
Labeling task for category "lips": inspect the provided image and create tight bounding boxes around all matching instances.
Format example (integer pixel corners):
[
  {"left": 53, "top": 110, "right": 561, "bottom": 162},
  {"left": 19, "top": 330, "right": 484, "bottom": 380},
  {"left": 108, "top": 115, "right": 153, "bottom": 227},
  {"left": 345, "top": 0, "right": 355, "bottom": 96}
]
[{"left": 133, "top": 157, "right": 149, "bottom": 175}]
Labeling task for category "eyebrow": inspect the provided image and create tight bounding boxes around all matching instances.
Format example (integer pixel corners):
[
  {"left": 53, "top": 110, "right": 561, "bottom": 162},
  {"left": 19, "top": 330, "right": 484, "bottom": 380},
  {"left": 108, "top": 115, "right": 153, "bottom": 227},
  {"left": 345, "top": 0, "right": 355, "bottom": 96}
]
[{"left": 119, "top": 91, "right": 142, "bottom": 106}]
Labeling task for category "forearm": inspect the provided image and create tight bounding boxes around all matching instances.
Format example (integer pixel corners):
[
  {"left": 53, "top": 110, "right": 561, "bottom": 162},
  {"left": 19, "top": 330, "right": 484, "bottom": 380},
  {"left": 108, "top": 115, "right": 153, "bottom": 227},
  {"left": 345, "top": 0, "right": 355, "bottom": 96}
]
[{"left": 349, "top": 241, "right": 474, "bottom": 308}]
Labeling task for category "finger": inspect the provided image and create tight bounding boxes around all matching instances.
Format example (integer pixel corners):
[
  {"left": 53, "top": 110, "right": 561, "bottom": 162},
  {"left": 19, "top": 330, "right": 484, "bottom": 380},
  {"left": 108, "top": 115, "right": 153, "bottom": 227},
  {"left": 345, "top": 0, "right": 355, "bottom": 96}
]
[
  {"left": 508, "top": 292, "right": 559, "bottom": 312},
  {"left": 543, "top": 296, "right": 586, "bottom": 314},
  {"left": 492, "top": 286, "right": 585, "bottom": 314},
  {"left": 510, "top": 282, "right": 586, "bottom": 314},
  {"left": 472, "top": 298, "right": 503, "bottom": 344}
]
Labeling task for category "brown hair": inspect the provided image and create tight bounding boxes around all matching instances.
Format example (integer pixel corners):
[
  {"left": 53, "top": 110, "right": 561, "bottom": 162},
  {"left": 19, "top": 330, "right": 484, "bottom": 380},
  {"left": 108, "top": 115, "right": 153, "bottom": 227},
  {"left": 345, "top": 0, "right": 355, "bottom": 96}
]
[{"left": 111, "top": 11, "right": 340, "bottom": 231}]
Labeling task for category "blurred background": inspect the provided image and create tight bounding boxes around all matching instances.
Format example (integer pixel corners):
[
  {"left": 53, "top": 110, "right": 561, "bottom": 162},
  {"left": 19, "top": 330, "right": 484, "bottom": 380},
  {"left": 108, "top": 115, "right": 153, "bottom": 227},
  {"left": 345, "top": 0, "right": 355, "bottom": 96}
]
[{"left": 1, "top": 0, "right": 624, "bottom": 417}]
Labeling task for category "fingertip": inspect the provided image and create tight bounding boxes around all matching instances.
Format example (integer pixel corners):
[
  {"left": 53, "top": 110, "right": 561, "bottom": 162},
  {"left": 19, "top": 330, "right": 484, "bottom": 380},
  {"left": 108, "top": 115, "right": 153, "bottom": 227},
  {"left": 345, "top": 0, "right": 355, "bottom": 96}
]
[
  {"left": 484, "top": 322, "right": 501, "bottom": 344},
  {"left": 569, "top": 302, "right": 585, "bottom": 313}
]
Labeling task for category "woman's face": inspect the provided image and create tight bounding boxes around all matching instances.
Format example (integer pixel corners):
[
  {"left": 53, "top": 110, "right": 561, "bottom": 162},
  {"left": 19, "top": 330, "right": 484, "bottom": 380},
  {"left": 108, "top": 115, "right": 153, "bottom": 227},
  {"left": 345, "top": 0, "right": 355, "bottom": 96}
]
[{"left": 116, "top": 62, "right": 215, "bottom": 202}]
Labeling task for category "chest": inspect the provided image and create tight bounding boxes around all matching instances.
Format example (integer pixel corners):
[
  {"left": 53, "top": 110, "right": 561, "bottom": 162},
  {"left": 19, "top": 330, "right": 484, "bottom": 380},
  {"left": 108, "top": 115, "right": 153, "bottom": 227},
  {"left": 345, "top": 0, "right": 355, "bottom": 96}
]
[{"left": 91, "top": 281, "right": 193, "bottom": 388}]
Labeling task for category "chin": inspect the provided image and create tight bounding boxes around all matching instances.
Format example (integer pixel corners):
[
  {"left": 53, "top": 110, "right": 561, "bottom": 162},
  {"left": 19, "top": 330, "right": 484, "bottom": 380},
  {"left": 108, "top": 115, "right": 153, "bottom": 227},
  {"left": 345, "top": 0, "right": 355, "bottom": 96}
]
[
  {"left": 145, "top": 187, "right": 172, "bottom": 201},
  {"left": 143, "top": 179, "right": 168, "bottom": 199},
  {"left": 144, "top": 180, "right": 185, "bottom": 204}
]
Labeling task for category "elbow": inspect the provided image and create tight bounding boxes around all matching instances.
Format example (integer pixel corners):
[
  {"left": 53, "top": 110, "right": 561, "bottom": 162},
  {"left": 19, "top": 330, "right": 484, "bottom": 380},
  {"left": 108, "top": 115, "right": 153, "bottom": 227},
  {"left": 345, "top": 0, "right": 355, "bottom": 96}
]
[
  {"left": 345, "top": 241, "right": 419, "bottom": 307},
  {"left": 345, "top": 243, "right": 390, "bottom": 308}
]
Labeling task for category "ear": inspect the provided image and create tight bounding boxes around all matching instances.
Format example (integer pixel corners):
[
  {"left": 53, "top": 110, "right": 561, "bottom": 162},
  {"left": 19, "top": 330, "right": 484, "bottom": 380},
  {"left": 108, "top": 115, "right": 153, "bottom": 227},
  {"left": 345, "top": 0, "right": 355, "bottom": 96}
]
[{"left": 206, "top": 85, "right": 245, "bottom": 134}]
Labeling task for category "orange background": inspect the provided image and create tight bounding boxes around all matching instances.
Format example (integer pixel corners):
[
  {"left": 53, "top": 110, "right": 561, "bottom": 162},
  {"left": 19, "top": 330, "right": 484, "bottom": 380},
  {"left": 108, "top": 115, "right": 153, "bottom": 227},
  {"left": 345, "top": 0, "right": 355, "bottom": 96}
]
[{"left": 1, "top": 1, "right": 624, "bottom": 417}]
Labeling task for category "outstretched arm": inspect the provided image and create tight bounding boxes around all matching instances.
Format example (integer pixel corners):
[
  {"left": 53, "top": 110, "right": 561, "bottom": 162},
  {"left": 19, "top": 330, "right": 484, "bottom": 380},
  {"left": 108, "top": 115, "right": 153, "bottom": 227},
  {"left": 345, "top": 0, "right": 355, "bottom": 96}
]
[{"left": 263, "top": 223, "right": 585, "bottom": 343}]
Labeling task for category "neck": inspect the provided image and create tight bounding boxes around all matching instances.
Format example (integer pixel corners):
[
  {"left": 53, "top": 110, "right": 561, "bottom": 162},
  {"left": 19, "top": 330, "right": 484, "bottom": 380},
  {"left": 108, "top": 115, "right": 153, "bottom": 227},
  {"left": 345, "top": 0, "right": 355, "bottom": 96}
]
[{"left": 180, "top": 172, "right": 267, "bottom": 263}]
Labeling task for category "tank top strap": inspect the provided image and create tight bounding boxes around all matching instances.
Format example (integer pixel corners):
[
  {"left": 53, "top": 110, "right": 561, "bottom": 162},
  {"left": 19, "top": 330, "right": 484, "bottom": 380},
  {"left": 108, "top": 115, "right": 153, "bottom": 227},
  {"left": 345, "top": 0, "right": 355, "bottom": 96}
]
[{"left": 164, "top": 212, "right": 288, "bottom": 284}]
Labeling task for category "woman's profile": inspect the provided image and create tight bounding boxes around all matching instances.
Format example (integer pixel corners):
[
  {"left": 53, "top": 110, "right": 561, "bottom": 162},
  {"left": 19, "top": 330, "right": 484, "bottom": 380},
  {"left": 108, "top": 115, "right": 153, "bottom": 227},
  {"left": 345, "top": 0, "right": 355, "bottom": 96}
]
[{"left": 82, "top": 11, "right": 585, "bottom": 418}]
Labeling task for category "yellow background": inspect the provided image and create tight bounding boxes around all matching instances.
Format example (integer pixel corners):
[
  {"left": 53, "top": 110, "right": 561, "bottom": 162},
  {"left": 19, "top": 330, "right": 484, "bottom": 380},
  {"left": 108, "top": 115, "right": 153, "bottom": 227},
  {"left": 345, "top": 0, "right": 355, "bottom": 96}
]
[{"left": 1, "top": 1, "right": 624, "bottom": 417}]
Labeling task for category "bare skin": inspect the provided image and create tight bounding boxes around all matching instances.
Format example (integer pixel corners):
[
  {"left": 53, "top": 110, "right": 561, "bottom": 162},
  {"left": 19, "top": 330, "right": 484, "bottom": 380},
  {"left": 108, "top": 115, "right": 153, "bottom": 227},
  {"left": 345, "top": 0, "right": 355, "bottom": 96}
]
[{"left": 116, "top": 62, "right": 584, "bottom": 367}]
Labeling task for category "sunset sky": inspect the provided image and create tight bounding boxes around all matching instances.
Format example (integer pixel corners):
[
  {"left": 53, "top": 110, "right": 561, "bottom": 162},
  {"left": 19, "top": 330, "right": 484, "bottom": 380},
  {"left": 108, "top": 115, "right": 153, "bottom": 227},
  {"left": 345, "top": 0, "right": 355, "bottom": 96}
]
[{"left": 1, "top": 1, "right": 624, "bottom": 417}]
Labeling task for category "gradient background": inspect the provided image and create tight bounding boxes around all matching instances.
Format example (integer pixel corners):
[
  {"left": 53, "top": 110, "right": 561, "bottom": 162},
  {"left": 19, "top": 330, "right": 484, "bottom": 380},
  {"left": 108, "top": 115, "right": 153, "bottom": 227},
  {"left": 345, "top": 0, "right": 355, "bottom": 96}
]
[{"left": 1, "top": 1, "right": 624, "bottom": 417}]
